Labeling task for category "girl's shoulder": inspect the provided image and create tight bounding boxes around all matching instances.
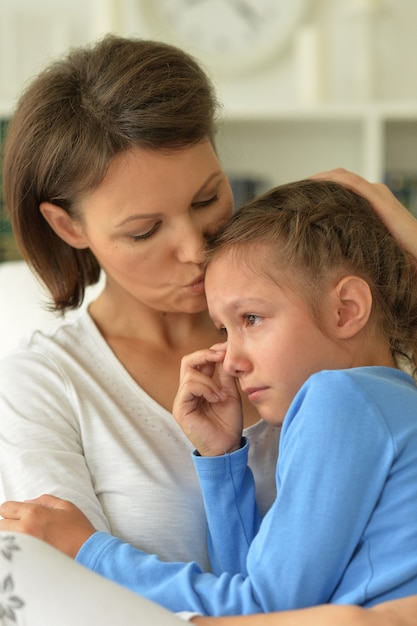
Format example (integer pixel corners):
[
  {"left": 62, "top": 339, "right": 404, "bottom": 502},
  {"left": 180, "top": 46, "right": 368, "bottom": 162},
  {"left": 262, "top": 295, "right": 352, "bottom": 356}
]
[{"left": 284, "top": 366, "right": 417, "bottom": 443}]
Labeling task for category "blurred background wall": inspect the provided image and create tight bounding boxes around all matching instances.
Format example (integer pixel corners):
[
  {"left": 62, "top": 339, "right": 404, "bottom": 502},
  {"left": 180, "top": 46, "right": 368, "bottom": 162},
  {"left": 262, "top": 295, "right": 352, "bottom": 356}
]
[
  {"left": 1, "top": 0, "right": 417, "bottom": 261},
  {"left": 2, "top": 0, "right": 417, "bottom": 105}
]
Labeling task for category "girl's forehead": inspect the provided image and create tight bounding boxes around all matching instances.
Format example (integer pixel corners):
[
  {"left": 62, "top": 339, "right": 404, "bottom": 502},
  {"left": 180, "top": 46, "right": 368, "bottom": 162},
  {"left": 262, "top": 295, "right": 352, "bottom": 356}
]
[
  {"left": 206, "top": 242, "right": 276, "bottom": 276},
  {"left": 205, "top": 244, "right": 322, "bottom": 307},
  {"left": 205, "top": 249, "right": 280, "bottom": 293}
]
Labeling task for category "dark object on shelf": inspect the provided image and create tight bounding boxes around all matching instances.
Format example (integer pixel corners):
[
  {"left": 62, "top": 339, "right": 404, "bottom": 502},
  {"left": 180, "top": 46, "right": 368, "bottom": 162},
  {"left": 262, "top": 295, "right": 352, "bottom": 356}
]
[
  {"left": 385, "top": 171, "right": 417, "bottom": 218},
  {"left": 228, "top": 175, "right": 270, "bottom": 210},
  {"left": 0, "top": 118, "right": 22, "bottom": 262}
]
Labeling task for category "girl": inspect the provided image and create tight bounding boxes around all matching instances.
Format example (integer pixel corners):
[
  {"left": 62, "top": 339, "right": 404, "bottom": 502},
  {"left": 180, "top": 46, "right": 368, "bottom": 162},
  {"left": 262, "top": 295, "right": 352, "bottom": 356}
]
[{"left": 2, "top": 180, "right": 416, "bottom": 619}]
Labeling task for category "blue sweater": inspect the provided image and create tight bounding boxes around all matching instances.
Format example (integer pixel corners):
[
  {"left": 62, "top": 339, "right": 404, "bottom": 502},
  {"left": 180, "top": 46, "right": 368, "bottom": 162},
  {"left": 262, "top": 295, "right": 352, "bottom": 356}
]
[{"left": 76, "top": 367, "right": 417, "bottom": 615}]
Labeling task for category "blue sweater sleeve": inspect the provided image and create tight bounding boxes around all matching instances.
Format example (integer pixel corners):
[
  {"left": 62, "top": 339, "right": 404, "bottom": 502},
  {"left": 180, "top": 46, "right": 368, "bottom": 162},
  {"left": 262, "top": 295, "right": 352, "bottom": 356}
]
[
  {"left": 76, "top": 369, "right": 417, "bottom": 615},
  {"left": 193, "top": 440, "right": 261, "bottom": 576}
]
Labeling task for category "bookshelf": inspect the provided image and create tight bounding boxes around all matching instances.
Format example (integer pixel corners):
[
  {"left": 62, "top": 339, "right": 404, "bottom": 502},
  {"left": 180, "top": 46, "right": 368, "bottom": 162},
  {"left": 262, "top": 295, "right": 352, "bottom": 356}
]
[
  {"left": 216, "top": 102, "right": 417, "bottom": 191},
  {"left": 0, "top": 118, "right": 21, "bottom": 262}
]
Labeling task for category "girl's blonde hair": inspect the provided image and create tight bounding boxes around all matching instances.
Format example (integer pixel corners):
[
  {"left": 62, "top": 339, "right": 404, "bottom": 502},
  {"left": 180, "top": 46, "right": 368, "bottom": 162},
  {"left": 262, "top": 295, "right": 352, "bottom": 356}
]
[{"left": 206, "top": 179, "right": 417, "bottom": 377}]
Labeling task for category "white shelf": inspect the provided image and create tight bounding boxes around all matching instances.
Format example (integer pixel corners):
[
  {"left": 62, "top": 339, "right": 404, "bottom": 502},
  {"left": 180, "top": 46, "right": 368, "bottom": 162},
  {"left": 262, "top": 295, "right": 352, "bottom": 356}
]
[
  {"left": 2, "top": 100, "right": 417, "bottom": 185},
  {"left": 221, "top": 102, "right": 417, "bottom": 121},
  {"left": 216, "top": 102, "right": 417, "bottom": 186}
]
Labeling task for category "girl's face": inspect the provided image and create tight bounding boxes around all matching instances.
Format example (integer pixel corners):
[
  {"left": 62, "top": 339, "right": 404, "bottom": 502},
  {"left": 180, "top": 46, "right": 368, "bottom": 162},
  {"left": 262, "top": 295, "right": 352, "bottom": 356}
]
[
  {"left": 76, "top": 140, "right": 233, "bottom": 314},
  {"left": 205, "top": 250, "right": 351, "bottom": 425}
]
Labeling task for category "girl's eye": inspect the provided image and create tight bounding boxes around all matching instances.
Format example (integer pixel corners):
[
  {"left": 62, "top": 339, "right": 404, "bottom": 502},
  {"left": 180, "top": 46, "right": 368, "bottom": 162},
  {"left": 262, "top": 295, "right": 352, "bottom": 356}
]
[
  {"left": 217, "top": 326, "right": 228, "bottom": 337},
  {"left": 192, "top": 194, "right": 218, "bottom": 209},
  {"left": 130, "top": 222, "right": 161, "bottom": 241},
  {"left": 244, "top": 314, "right": 262, "bottom": 327}
]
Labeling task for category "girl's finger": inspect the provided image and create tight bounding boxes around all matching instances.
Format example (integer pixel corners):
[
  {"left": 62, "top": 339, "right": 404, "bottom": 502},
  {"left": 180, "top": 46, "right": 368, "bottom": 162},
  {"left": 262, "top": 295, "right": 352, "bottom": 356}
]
[
  {"left": 179, "top": 347, "right": 225, "bottom": 379},
  {"left": 178, "top": 374, "right": 227, "bottom": 404},
  {"left": 208, "top": 342, "right": 227, "bottom": 352}
]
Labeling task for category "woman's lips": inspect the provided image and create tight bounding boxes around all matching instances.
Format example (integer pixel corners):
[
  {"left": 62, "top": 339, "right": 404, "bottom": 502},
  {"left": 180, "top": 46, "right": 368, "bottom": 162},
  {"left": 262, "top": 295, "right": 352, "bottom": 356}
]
[{"left": 185, "top": 275, "right": 205, "bottom": 295}]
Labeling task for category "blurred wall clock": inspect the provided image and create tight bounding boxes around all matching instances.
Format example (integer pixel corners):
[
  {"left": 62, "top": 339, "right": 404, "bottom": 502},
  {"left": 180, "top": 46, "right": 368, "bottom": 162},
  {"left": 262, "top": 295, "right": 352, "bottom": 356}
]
[{"left": 134, "top": 0, "right": 311, "bottom": 76}]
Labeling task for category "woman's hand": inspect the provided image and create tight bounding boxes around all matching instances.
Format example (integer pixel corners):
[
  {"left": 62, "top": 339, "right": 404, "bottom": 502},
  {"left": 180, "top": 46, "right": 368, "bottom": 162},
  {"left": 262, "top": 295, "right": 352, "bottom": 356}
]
[
  {"left": 370, "top": 594, "right": 417, "bottom": 626},
  {"left": 0, "top": 494, "right": 96, "bottom": 558},
  {"left": 311, "top": 168, "right": 417, "bottom": 260},
  {"left": 190, "top": 595, "right": 417, "bottom": 625},
  {"left": 173, "top": 342, "right": 243, "bottom": 456}
]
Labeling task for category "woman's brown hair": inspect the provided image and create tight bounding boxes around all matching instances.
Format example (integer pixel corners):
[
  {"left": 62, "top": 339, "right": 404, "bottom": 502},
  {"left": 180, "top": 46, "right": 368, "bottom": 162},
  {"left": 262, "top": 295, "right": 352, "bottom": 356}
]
[
  {"left": 3, "top": 35, "right": 219, "bottom": 311},
  {"left": 206, "top": 179, "right": 417, "bottom": 376}
]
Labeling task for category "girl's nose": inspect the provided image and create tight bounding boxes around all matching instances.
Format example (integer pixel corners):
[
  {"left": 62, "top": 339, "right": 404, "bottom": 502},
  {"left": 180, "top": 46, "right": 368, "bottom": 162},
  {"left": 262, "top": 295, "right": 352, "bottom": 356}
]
[{"left": 222, "top": 342, "right": 250, "bottom": 377}]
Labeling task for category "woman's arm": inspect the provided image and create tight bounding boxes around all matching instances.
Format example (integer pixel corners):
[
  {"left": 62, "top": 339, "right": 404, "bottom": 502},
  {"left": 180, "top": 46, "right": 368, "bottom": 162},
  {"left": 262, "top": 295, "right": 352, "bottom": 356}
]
[
  {"left": 0, "top": 350, "right": 111, "bottom": 532},
  {"left": 192, "top": 596, "right": 417, "bottom": 626},
  {"left": 1, "top": 531, "right": 414, "bottom": 626},
  {"left": 311, "top": 168, "right": 417, "bottom": 259},
  {"left": 192, "top": 605, "right": 364, "bottom": 626},
  {"left": 371, "top": 596, "right": 417, "bottom": 626}
]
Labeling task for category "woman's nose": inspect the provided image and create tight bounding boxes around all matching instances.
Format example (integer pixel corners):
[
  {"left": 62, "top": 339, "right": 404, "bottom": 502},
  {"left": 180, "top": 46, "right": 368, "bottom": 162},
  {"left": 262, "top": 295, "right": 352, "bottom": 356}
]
[{"left": 176, "top": 220, "right": 205, "bottom": 264}]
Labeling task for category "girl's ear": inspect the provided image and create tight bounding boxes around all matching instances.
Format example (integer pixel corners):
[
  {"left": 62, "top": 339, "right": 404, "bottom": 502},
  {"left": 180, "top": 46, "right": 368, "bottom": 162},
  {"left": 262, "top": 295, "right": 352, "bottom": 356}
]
[
  {"left": 331, "top": 275, "right": 373, "bottom": 339},
  {"left": 40, "top": 202, "right": 89, "bottom": 249}
]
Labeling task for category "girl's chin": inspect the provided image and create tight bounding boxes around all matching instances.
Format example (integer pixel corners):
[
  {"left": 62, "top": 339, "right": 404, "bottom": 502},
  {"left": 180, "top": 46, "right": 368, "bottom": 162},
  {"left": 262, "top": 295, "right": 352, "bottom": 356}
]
[{"left": 257, "top": 402, "right": 288, "bottom": 426}]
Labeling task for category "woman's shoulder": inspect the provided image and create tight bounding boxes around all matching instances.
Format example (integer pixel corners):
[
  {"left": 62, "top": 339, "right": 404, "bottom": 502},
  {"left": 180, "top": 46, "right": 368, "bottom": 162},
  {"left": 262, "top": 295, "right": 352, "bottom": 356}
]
[
  {"left": 0, "top": 310, "right": 172, "bottom": 418},
  {"left": 0, "top": 261, "right": 104, "bottom": 359},
  {"left": 0, "top": 309, "right": 99, "bottom": 376}
]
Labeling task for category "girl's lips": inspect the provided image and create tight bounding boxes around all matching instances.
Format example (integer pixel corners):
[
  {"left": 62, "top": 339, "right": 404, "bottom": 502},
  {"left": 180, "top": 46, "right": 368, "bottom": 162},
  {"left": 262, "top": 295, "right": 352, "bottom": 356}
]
[{"left": 243, "top": 387, "right": 269, "bottom": 402}]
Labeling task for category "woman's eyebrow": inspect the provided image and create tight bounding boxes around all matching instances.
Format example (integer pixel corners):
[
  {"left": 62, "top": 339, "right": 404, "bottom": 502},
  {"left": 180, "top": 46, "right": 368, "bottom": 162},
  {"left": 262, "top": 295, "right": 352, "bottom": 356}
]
[
  {"left": 115, "top": 212, "right": 163, "bottom": 228},
  {"left": 191, "top": 171, "right": 222, "bottom": 201},
  {"left": 115, "top": 172, "right": 223, "bottom": 228}
]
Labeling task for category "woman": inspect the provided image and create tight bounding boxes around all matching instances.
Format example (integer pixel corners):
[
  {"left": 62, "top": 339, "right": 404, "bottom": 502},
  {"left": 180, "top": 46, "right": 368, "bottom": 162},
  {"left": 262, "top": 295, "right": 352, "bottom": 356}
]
[
  {"left": 0, "top": 33, "right": 415, "bottom": 624},
  {"left": 0, "top": 34, "right": 279, "bottom": 569}
]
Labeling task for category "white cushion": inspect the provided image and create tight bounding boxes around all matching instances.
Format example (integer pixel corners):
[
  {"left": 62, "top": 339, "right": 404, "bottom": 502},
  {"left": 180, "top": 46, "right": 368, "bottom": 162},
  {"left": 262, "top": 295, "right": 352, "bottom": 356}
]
[{"left": 0, "top": 260, "right": 103, "bottom": 358}]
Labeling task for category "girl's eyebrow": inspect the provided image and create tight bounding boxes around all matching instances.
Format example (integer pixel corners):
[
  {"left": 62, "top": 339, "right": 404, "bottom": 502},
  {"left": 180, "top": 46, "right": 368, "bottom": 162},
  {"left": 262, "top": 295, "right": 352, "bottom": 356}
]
[
  {"left": 211, "top": 298, "right": 266, "bottom": 313},
  {"left": 232, "top": 298, "right": 263, "bottom": 306}
]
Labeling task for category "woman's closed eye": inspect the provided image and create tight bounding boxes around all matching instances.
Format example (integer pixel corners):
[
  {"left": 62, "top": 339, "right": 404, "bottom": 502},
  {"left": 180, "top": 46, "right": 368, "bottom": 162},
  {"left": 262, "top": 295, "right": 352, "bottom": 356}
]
[
  {"left": 192, "top": 194, "right": 219, "bottom": 209},
  {"left": 130, "top": 221, "right": 161, "bottom": 241}
]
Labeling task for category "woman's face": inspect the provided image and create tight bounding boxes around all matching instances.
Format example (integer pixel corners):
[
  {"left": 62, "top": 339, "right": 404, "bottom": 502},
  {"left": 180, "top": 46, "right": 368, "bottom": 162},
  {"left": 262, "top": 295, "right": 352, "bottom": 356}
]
[{"left": 76, "top": 140, "right": 233, "bottom": 314}]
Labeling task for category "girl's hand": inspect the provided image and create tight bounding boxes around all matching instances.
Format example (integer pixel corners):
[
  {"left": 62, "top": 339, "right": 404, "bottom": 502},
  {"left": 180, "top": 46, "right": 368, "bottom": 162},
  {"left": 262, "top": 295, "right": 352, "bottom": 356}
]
[
  {"left": 173, "top": 342, "right": 243, "bottom": 457},
  {"left": 0, "top": 494, "right": 96, "bottom": 558},
  {"left": 311, "top": 168, "right": 417, "bottom": 260}
]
